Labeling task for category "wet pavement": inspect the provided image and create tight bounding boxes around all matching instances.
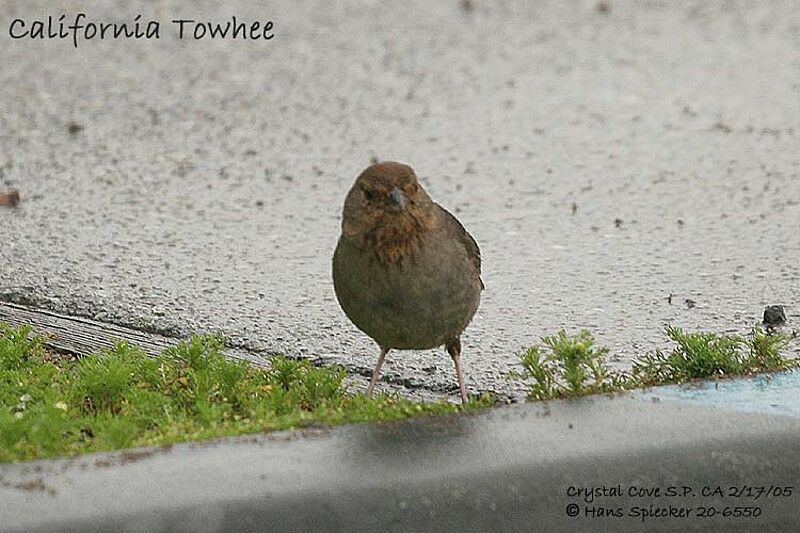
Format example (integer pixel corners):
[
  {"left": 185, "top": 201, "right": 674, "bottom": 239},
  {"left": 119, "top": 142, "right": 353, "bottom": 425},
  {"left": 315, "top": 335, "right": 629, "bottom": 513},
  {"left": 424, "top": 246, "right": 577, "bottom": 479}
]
[
  {"left": 1, "top": 0, "right": 799, "bottom": 400},
  {"left": 3, "top": 389, "right": 800, "bottom": 532}
]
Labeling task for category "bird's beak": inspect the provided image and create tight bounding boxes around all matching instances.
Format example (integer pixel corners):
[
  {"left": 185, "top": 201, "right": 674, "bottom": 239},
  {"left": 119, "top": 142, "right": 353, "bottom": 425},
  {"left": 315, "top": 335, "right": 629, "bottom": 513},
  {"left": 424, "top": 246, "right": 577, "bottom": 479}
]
[{"left": 388, "top": 187, "right": 407, "bottom": 210}]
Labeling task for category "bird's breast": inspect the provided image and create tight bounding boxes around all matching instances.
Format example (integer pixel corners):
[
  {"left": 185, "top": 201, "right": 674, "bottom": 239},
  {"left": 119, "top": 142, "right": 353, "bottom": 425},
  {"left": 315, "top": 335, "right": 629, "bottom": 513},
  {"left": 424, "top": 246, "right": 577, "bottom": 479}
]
[{"left": 332, "top": 234, "right": 481, "bottom": 350}]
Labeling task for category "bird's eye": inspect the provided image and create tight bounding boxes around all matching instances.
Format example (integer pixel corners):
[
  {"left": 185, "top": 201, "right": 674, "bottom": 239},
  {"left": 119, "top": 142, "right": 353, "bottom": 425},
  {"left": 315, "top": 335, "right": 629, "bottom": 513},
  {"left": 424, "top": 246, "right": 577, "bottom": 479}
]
[{"left": 363, "top": 189, "right": 377, "bottom": 202}]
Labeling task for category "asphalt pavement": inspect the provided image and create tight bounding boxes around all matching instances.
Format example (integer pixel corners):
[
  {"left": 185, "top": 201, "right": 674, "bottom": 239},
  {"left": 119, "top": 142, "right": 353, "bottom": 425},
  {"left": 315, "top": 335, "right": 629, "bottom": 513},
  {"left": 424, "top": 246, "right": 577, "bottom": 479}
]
[
  {"left": 3, "top": 379, "right": 800, "bottom": 532},
  {"left": 1, "top": 0, "right": 798, "bottom": 399}
]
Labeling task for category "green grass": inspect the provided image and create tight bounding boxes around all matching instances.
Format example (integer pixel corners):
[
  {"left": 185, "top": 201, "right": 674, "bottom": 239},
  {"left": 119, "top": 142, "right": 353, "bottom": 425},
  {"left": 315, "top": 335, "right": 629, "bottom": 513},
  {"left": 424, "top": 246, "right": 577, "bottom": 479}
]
[
  {"left": 0, "top": 324, "right": 489, "bottom": 463},
  {"left": 515, "top": 326, "right": 798, "bottom": 401},
  {"left": 5, "top": 321, "right": 796, "bottom": 462}
]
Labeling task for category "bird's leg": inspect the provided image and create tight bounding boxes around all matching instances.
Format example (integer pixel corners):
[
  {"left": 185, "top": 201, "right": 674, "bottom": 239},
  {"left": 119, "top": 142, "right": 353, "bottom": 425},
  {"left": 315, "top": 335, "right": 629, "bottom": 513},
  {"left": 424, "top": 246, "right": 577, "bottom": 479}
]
[
  {"left": 367, "top": 347, "right": 389, "bottom": 397},
  {"left": 446, "top": 338, "right": 468, "bottom": 405}
]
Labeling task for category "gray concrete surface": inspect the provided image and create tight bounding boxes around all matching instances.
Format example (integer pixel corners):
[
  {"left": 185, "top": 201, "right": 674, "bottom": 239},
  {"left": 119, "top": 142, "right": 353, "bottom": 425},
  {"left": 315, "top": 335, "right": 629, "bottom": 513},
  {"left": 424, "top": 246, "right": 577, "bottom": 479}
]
[
  {"left": 1, "top": 0, "right": 798, "bottom": 399},
  {"left": 2, "top": 390, "right": 800, "bottom": 532}
]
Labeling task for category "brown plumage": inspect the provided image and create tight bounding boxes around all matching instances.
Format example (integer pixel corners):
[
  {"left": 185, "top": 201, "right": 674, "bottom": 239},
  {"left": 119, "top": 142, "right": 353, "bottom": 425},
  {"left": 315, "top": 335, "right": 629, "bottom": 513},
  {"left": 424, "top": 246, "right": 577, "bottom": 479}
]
[{"left": 332, "top": 161, "right": 483, "bottom": 403}]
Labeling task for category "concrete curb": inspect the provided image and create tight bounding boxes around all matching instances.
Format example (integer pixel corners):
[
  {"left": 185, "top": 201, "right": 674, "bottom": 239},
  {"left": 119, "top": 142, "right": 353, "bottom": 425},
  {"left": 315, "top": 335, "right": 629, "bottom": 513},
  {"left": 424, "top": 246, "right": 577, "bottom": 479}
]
[{"left": 2, "top": 374, "right": 799, "bottom": 532}]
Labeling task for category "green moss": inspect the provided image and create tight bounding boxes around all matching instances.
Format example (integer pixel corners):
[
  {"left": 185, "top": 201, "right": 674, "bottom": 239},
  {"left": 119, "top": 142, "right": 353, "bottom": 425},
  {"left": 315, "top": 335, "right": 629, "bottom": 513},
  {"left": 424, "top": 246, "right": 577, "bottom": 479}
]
[
  {"left": 515, "top": 326, "right": 798, "bottom": 401},
  {"left": 0, "top": 324, "right": 491, "bottom": 463}
]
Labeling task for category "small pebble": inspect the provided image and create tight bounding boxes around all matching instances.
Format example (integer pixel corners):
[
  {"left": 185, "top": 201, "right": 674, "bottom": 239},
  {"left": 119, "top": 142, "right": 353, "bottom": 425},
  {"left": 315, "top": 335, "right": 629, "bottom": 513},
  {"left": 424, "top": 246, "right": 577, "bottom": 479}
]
[
  {"left": 0, "top": 190, "right": 20, "bottom": 207},
  {"left": 763, "top": 305, "right": 787, "bottom": 329},
  {"left": 67, "top": 122, "right": 84, "bottom": 135}
]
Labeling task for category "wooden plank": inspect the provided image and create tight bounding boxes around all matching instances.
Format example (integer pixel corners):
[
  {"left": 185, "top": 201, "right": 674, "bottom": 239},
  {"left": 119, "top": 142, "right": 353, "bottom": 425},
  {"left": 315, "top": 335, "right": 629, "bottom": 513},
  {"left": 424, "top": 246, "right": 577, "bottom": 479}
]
[
  {"left": 0, "top": 302, "right": 449, "bottom": 401},
  {"left": 0, "top": 302, "right": 269, "bottom": 367},
  {"left": 0, "top": 302, "right": 179, "bottom": 357}
]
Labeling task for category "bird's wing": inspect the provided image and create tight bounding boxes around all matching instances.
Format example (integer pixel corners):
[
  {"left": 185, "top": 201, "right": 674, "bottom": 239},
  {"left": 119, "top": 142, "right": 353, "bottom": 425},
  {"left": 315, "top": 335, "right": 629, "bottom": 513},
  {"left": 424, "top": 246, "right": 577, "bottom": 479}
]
[{"left": 435, "top": 203, "right": 484, "bottom": 290}]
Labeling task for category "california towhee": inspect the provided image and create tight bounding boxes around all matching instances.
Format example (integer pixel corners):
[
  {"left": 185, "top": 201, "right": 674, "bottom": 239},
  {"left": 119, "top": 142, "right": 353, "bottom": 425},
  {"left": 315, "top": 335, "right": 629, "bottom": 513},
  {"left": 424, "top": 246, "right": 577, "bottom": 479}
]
[{"left": 332, "top": 161, "right": 483, "bottom": 403}]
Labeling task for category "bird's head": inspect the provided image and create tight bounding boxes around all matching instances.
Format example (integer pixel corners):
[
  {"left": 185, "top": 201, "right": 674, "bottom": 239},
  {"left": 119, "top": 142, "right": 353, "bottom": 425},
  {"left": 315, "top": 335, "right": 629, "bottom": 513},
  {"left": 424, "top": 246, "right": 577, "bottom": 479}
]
[{"left": 341, "top": 161, "right": 436, "bottom": 262}]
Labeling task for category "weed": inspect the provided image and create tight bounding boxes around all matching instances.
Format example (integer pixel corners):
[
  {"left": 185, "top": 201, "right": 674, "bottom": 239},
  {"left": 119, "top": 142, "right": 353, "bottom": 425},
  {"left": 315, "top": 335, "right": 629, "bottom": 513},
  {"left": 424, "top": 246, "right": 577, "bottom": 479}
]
[
  {"left": 516, "top": 326, "right": 798, "bottom": 400},
  {"left": 0, "top": 324, "right": 491, "bottom": 463},
  {"left": 514, "top": 330, "right": 616, "bottom": 400},
  {"left": 631, "top": 326, "right": 796, "bottom": 386}
]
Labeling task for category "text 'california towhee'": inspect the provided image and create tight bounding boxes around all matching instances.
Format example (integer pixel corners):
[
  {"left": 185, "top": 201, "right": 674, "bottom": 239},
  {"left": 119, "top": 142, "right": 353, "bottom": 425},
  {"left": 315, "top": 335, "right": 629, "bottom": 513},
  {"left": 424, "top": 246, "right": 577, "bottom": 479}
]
[{"left": 332, "top": 161, "right": 483, "bottom": 403}]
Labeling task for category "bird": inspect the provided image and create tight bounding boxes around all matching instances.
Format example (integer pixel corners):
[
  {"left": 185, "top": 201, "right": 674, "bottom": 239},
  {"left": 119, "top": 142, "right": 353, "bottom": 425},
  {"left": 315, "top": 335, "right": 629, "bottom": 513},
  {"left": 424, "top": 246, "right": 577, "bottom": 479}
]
[{"left": 332, "top": 161, "right": 483, "bottom": 404}]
